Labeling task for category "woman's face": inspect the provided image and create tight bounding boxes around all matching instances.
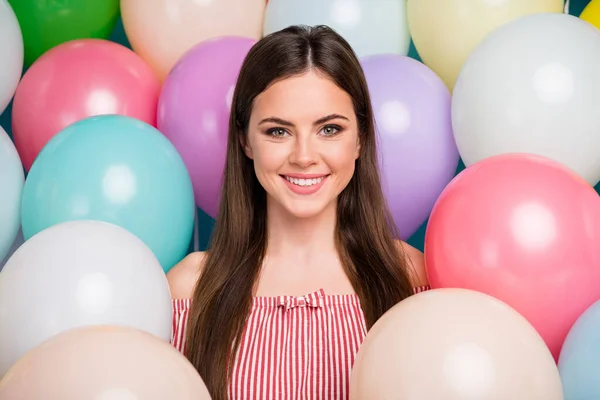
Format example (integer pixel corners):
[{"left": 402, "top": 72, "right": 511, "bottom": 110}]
[{"left": 245, "top": 70, "right": 361, "bottom": 220}]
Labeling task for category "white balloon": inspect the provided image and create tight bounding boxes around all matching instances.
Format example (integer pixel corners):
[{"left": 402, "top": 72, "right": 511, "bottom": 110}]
[
  {"left": 0, "top": 220, "right": 173, "bottom": 378},
  {"left": 0, "top": 227, "right": 23, "bottom": 273},
  {"left": 452, "top": 13, "right": 600, "bottom": 186},
  {"left": 263, "top": 0, "right": 410, "bottom": 57},
  {"left": 0, "top": 127, "right": 23, "bottom": 263},
  {"left": 0, "top": 1, "right": 23, "bottom": 114}
]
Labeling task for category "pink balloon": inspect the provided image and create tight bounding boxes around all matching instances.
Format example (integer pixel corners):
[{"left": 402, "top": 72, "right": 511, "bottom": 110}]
[
  {"left": 158, "top": 36, "right": 256, "bottom": 218},
  {"left": 425, "top": 153, "right": 600, "bottom": 360},
  {"left": 11, "top": 39, "right": 161, "bottom": 171}
]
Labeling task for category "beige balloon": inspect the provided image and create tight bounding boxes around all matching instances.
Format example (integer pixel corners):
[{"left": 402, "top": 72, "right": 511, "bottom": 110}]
[
  {"left": 349, "top": 289, "right": 563, "bottom": 400},
  {"left": 121, "top": 0, "right": 266, "bottom": 81},
  {"left": 407, "top": 0, "right": 564, "bottom": 91},
  {"left": 0, "top": 325, "right": 212, "bottom": 400}
]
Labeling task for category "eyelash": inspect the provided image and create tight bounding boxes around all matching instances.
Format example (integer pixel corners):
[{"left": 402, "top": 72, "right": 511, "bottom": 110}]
[{"left": 265, "top": 125, "right": 343, "bottom": 138}]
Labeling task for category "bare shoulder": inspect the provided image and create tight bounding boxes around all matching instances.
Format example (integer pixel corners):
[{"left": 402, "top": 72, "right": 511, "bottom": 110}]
[
  {"left": 166, "top": 251, "right": 206, "bottom": 299},
  {"left": 394, "top": 240, "right": 429, "bottom": 287}
]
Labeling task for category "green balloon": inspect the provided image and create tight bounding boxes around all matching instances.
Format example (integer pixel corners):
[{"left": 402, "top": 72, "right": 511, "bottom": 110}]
[{"left": 8, "top": 0, "right": 120, "bottom": 66}]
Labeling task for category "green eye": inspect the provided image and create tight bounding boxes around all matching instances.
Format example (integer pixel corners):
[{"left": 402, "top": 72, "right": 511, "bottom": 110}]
[
  {"left": 267, "top": 128, "right": 288, "bottom": 137},
  {"left": 321, "top": 125, "right": 340, "bottom": 136}
]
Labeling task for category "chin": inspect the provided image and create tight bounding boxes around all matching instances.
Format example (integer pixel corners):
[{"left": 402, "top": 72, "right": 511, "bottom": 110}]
[{"left": 281, "top": 200, "right": 332, "bottom": 220}]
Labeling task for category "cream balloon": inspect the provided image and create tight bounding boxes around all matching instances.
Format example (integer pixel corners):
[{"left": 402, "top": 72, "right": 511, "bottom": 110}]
[
  {"left": 0, "top": 220, "right": 173, "bottom": 378},
  {"left": 452, "top": 13, "right": 600, "bottom": 186},
  {"left": 350, "top": 289, "right": 563, "bottom": 400},
  {"left": 121, "top": 0, "right": 265, "bottom": 80},
  {"left": 0, "top": 325, "right": 211, "bottom": 400},
  {"left": 0, "top": 0, "right": 23, "bottom": 114},
  {"left": 264, "top": 0, "right": 410, "bottom": 57},
  {"left": 407, "top": 0, "right": 563, "bottom": 91}
]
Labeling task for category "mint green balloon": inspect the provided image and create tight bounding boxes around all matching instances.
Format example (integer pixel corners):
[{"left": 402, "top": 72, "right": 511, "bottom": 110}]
[{"left": 21, "top": 115, "right": 196, "bottom": 273}]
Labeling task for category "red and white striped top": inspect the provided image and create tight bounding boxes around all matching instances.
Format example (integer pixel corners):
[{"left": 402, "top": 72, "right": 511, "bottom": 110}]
[{"left": 172, "top": 286, "right": 430, "bottom": 399}]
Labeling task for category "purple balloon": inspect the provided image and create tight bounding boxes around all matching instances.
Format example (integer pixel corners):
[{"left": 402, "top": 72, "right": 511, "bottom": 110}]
[
  {"left": 158, "top": 36, "right": 257, "bottom": 218},
  {"left": 361, "top": 55, "right": 459, "bottom": 240}
]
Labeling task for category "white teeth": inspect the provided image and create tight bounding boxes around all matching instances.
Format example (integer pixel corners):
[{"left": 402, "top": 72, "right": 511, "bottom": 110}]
[{"left": 284, "top": 176, "right": 325, "bottom": 186}]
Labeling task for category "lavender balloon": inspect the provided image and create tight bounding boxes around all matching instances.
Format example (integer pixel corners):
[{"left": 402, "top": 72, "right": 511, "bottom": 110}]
[
  {"left": 361, "top": 55, "right": 459, "bottom": 240},
  {"left": 158, "top": 36, "right": 257, "bottom": 218}
]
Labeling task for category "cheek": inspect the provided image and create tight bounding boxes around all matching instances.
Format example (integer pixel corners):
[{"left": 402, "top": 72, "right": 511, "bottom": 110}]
[
  {"left": 326, "top": 141, "right": 359, "bottom": 173},
  {"left": 251, "top": 143, "right": 287, "bottom": 174}
]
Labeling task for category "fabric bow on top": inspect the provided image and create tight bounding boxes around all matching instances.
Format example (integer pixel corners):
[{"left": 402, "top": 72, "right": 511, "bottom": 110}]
[{"left": 277, "top": 290, "right": 326, "bottom": 311}]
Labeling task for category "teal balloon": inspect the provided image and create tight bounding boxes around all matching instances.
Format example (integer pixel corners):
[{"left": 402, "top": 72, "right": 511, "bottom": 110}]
[
  {"left": 0, "top": 126, "right": 24, "bottom": 262},
  {"left": 21, "top": 115, "right": 195, "bottom": 273},
  {"left": 559, "top": 300, "right": 600, "bottom": 399}
]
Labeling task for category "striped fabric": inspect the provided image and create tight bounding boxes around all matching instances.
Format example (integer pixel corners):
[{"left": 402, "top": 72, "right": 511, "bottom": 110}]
[{"left": 172, "top": 285, "right": 430, "bottom": 399}]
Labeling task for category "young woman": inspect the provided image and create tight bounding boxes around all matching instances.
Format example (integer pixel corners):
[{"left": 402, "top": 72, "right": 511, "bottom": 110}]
[{"left": 167, "top": 25, "right": 430, "bottom": 400}]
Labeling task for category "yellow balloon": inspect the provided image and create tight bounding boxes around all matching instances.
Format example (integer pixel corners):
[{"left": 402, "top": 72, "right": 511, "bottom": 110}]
[
  {"left": 407, "top": 0, "right": 564, "bottom": 91},
  {"left": 121, "top": 0, "right": 266, "bottom": 81},
  {"left": 581, "top": 0, "right": 600, "bottom": 29}
]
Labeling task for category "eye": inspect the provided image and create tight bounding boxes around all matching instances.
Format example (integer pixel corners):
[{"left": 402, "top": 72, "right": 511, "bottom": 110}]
[
  {"left": 320, "top": 125, "right": 342, "bottom": 136},
  {"left": 266, "top": 127, "right": 289, "bottom": 138}
]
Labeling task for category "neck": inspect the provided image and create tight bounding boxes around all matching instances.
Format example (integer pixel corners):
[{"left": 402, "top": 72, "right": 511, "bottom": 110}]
[{"left": 265, "top": 196, "right": 338, "bottom": 261}]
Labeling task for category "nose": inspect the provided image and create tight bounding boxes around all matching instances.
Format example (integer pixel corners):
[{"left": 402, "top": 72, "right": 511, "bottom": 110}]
[{"left": 289, "top": 134, "right": 318, "bottom": 167}]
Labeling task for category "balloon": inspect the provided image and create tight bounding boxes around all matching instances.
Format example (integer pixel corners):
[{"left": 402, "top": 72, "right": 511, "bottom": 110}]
[
  {"left": 0, "top": 126, "right": 25, "bottom": 260},
  {"left": 350, "top": 289, "right": 563, "bottom": 400},
  {"left": 361, "top": 55, "right": 459, "bottom": 239},
  {"left": 0, "top": 127, "right": 23, "bottom": 262},
  {"left": 21, "top": 115, "right": 195, "bottom": 273},
  {"left": 0, "top": 220, "right": 173, "bottom": 378},
  {"left": 452, "top": 13, "right": 600, "bottom": 186},
  {"left": 121, "top": 0, "right": 265, "bottom": 81},
  {"left": 8, "top": 0, "right": 119, "bottom": 66},
  {"left": 425, "top": 153, "right": 600, "bottom": 360},
  {"left": 581, "top": 0, "right": 600, "bottom": 28},
  {"left": 559, "top": 300, "right": 600, "bottom": 399},
  {"left": 0, "top": 325, "right": 211, "bottom": 399},
  {"left": 11, "top": 39, "right": 161, "bottom": 171},
  {"left": 407, "top": 0, "right": 563, "bottom": 91},
  {"left": 264, "top": 0, "right": 410, "bottom": 57},
  {"left": 0, "top": 1, "right": 23, "bottom": 114},
  {"left": 0, "top": 227, "right": 23, "bottom": 273},
  {"left": 158, "top": 37, "right": 256, "bottom": 218}
]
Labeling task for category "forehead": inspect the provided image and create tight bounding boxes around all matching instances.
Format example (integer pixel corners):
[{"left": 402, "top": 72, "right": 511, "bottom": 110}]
[{"left": 251, "top": 70, "right": 355, "bottom": 122}]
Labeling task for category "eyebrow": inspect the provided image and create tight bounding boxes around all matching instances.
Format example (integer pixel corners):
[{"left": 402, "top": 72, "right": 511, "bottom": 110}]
[{"left": 258, "top": 113, "right": 349, "bottom": 127}]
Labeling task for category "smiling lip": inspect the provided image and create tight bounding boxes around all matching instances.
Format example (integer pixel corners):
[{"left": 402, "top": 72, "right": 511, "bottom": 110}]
[
  {"left": 282, "top": 173, "right": 329, "bottom": 179},
  {"left": 280, "top": 174, "right": 330, "bottom": 195}
]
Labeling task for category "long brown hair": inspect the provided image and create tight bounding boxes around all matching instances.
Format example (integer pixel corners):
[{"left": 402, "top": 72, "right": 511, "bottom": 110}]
[{"left": 185, "top": 25, "right": 415, "bottom": 399}]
